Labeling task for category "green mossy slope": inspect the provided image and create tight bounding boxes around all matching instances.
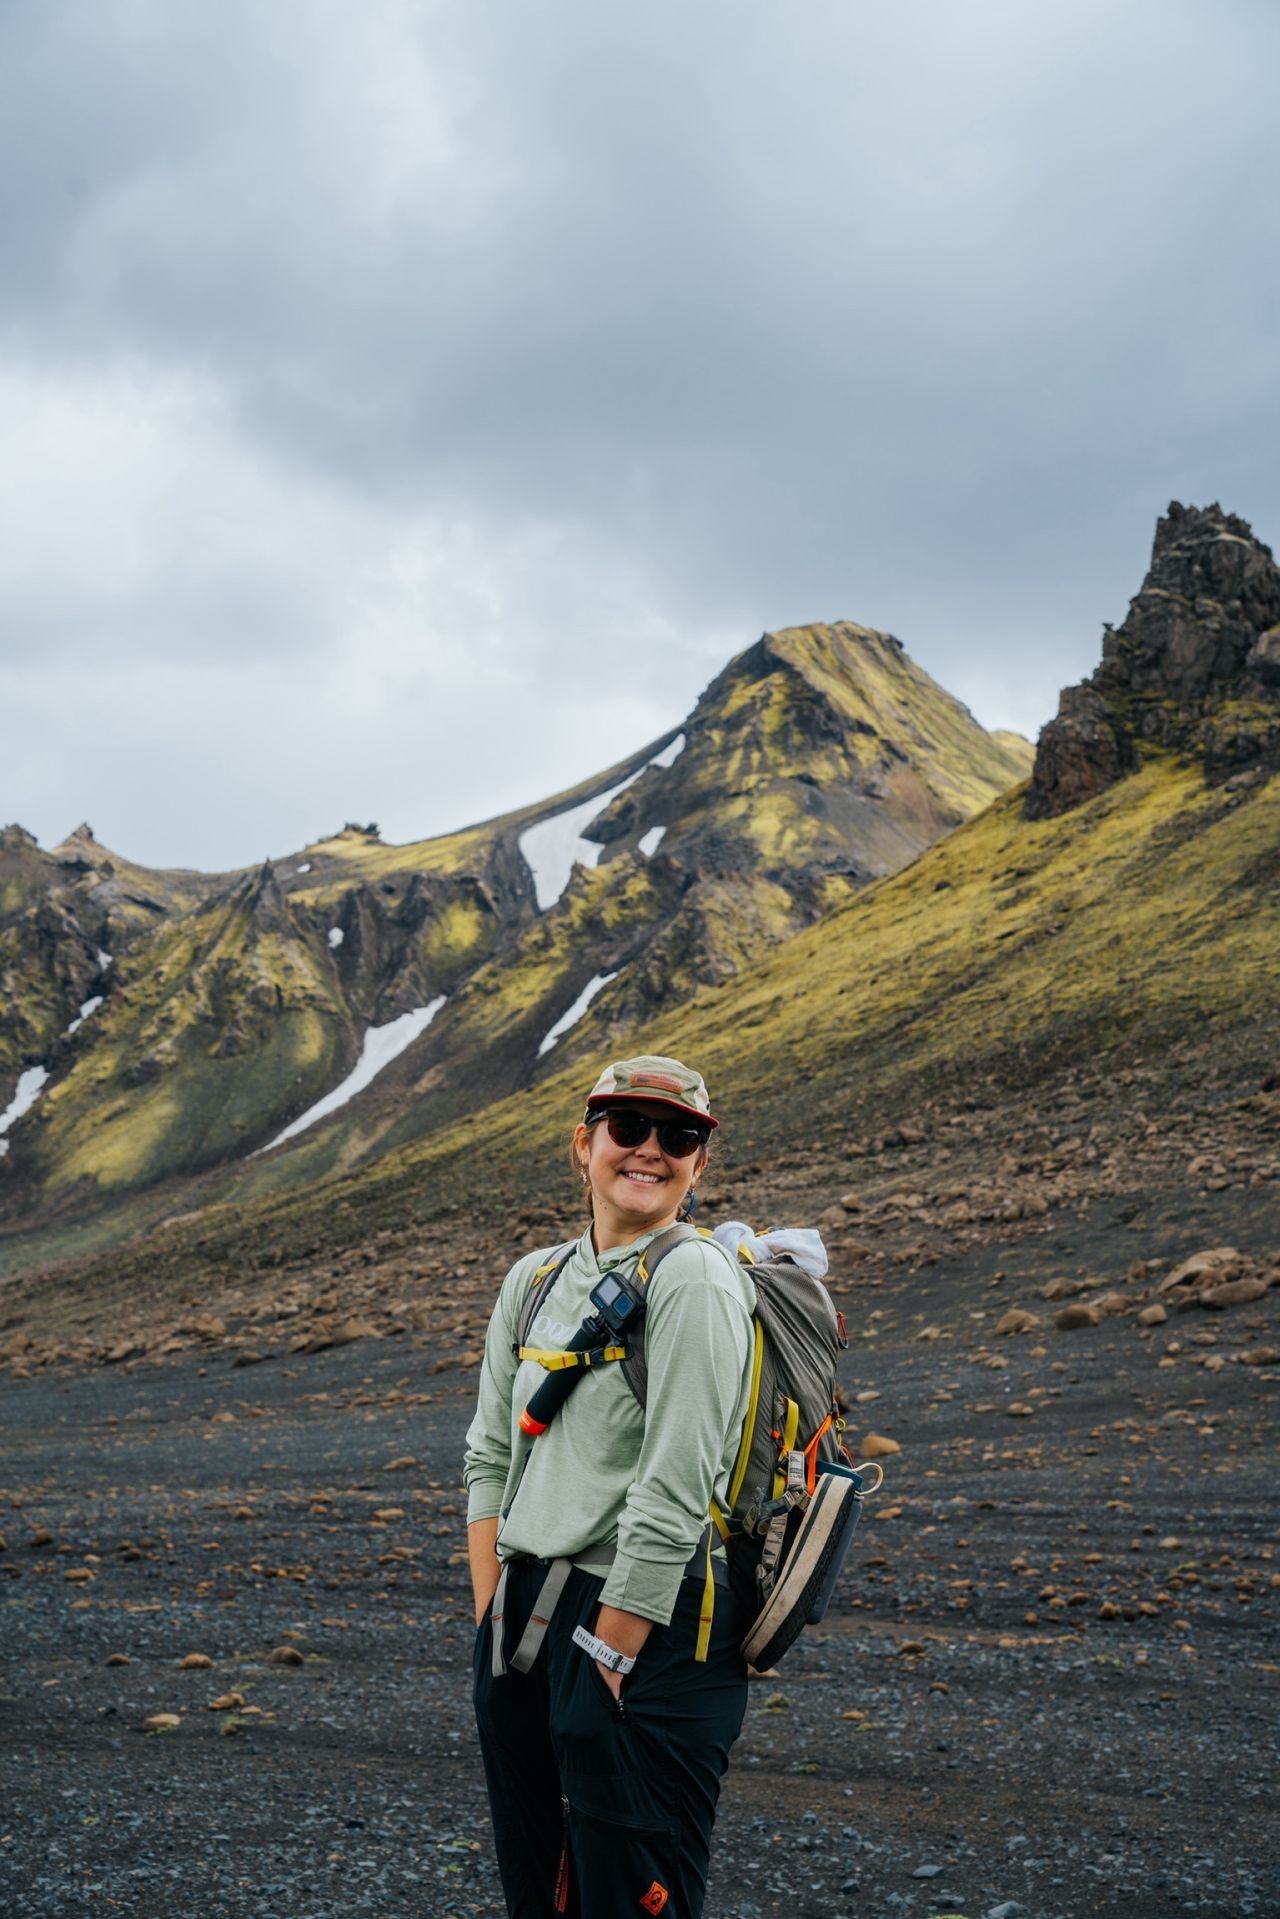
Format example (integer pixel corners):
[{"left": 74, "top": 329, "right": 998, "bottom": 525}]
[{"left": 12, "top": 743, "right": 1269, "bottom": 1289}]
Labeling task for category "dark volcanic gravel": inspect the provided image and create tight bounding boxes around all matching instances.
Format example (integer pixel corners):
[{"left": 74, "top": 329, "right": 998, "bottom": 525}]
[{"left": 3, "top": 1239, "right": 1278, "bottom": 1919}]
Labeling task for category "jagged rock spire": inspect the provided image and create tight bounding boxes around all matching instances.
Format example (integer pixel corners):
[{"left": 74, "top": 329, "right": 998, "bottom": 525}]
[{"left": 1027, "top": 503, "right": 1280, "bottom": 818}]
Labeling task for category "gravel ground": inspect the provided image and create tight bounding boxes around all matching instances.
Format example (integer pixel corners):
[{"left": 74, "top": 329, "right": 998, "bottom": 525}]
[{"left": 3, "top": 1228, "right": 1278, "bottom": 1919}]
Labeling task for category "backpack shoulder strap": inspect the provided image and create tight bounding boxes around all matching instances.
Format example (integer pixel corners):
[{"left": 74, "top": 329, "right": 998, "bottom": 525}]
[
  {"left": 619, "top": 1221, "right": 709, "bottom": 1408},
  {"left": 514, "top": 1242, "right": 578, "bottom": 1353}
]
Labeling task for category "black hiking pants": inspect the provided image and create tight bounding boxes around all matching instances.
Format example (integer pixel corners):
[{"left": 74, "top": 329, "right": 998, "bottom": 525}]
[{"left": 473, "top": 1556, "right": 749, "bottom": 1919}]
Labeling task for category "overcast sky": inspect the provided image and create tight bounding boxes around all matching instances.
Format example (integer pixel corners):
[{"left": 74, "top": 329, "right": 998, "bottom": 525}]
[{"left": 2, "top": 0, "right": 1277, "bottom": 871}]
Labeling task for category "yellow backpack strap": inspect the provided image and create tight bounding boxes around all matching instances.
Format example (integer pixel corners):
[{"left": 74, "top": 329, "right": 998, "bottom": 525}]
[
  {"left": 517, "top": 1344, "right": 628, "bottom": 1371},
  {"left": 726, "top": 1320, "right": 765, "bottom": 1512},
  {"left": 694, "top": 1525, "right": 716, "bottom": 1662},
  {"left": 772, "top": 1396, "right": 800, "bottom": 1498}
]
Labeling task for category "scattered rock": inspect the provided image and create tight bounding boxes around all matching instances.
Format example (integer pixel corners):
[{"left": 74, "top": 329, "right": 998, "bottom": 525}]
[
  {"left": 104, "top": 1653, "right": 131, "bottom": 1667},
  {"left": 1200, "top": 1277, "right": 1269, "bottom": 1310},
  {"left": 859, "top": 1433, "right": 901, "bottom": 1458},
  {"left": 995, "top": 1309, "right": 1040, "bottom": 1335},
  {"left": 1158, "top": 1248, "right": 1240, "bottom": 1293},
  {"left": 141, "top": 1713, "right": 181, "bottom": 1733},
  {"left": 179, "top": 1652, "right": 213, "bottom": 1670},
  {"left": 1138, "top": 1304, "right": 1168, "bottom": 1327},
  {"left": 331, "top": 1317, "right": 381, "bottom": 1346},
  {"left": 267, "top": 1645, "right": 304, "bottom": 1666},
  {"left": 182, "top": 1315, "right": 226, "bottom": 1340},
  {"left": 1055, "top": 1303, "right": 1102, "bottom": 1330}
]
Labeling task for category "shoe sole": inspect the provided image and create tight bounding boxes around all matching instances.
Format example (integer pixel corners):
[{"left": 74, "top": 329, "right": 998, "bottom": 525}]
[{"left": 741, "top": 1474, "right": 862, "bottom": 1670}]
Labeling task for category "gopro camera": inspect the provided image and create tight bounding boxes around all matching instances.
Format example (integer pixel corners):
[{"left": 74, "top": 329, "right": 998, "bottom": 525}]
[{"left": 589, "top": 1272, "right": 645, "bottom": 1338}]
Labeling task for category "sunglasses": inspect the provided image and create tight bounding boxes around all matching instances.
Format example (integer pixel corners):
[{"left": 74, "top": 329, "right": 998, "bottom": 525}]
[{"left": 586, "top": 1107, "right": 710, "bottom": 1160}]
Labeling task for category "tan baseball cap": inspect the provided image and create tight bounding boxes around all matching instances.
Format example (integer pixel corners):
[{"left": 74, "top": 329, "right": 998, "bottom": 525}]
[{"left": 584, "top": 1054, "right": 718, "bottom": 1128}]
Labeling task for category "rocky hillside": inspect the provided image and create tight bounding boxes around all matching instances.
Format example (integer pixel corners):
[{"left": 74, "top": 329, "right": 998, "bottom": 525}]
[
  {"left": 0, "top": 623, "right": 1028, "bottom": 1230},
  {"left": 1028, "top": 501, "right": 1280, "bottom": 817},
  {"left": 2, "top": 502, "right": 1275, "bottom": 1353}
]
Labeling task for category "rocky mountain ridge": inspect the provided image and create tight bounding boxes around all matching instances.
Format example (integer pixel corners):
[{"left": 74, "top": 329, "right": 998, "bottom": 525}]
[
  {"left": 1027, "top": 501, "right": 1280, "bottom": 817},
  {"left": 0, "top": 622, "right": 1028, "bottom": 1226}
]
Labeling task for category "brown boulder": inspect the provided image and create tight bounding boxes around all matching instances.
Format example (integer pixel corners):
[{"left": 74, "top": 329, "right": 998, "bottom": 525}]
[
  {"left": 1200, "top": 1277, "right": 1270, "bottom": 1310},
  {"left": 1055, "top": 1303, "right": 1102, "bottom": 1331},
  {"left": 995, "top": 1309, "right": 1041, "bottom": 1336},
  {"left": 1157, "top": 1248, "right": 1240, "bottom": 1293},
  {"left": 332, "top": 1317, "right": 381, "bottom": 1346},
  {"left": 182, "top": 1315, "right": 226, "bottom": 1340}
]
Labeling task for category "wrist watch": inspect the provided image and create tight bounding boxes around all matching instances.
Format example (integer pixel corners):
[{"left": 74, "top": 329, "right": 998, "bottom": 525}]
[{"left": 571, "top": 1623, "right": 636, "bottom": 1674}]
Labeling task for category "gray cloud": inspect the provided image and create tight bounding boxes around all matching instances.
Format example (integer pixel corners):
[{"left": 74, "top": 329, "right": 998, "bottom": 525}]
[{"left": 2, "top": 0, "right": 1277, "bottom": 867}]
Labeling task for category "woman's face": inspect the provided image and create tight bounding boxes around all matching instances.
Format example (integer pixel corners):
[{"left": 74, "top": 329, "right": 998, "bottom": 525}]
[{"left": 576, "top": 1102, "right": 708, "bottom": 1241}]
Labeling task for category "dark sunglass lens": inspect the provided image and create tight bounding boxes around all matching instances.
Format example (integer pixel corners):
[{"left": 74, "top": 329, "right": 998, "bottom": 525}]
[
  {"left": 605, "top": 1111, "right": 652, "bottom": 1148},
  {"left": 656, "top": 1122, "right": 708, "bottom": 1159}
]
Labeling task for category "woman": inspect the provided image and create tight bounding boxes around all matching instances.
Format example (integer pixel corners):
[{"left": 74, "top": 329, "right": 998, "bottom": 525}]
[{"left": 464, "top": 1053, "right": 755, "bottom": 1918}]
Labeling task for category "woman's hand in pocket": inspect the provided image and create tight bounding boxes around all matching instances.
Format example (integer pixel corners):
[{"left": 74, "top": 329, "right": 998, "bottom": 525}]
[{"left": 595, "top": 1659, "right": 623, "bottom": 1701}]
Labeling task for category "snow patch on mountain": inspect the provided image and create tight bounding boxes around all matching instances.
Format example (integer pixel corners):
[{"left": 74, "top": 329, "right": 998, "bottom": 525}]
[
  {"left": 329, "top": 927, "right": 344, "bottom": 949},
  {"left": 0, "top": 1064, "right": 50, "bottom": 1155},
  {"left": 537, "top": 972, "right": 619, "bottom": 1058},
  {"left": 519, "top": 733, "right": 688, "bottom": 911},
  {"left": 649, "top": 731, "right": 685, "bottom": 769},
  {"left": 259, "top": 998, "right": 447, "bottom": 1153},
  {"left": 64, "top": 995, "right": 104, "bottom": 1037},
  {"left": 637, "top": 826, "right": 666, "bottom": 858}
]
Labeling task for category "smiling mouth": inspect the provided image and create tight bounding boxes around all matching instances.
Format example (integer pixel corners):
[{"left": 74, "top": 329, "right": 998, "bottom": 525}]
[{"left": 622, "top": 1171, "right": 665, "bottom": 1185}]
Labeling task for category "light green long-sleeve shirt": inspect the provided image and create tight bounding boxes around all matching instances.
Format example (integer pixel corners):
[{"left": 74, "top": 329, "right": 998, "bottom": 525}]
[{"left": 463, "top": 1223, "right": 755, "bottom": 1625}]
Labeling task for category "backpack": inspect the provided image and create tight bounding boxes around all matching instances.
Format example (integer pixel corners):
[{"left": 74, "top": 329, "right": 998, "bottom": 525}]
[{"left": 515, "top": 1221, "right": 873, "bottom": 1666}]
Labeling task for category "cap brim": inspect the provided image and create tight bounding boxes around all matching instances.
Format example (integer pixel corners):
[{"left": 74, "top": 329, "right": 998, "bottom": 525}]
[{"left": 585, "top": 1090, "right": 718, "bottom": 1129}]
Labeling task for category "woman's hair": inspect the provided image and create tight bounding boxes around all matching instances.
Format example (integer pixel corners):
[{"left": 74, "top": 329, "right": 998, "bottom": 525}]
[{"left": 569, "top": 1117, "right": 712, "bottom": 1218}]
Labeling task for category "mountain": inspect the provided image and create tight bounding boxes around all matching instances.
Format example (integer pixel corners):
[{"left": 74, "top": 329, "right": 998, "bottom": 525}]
[
  {"left": 3, "top": 503, "right": 1274, "bottom": 1370},
  {"left": 0, "top": 623, "right": 1028, "bottom": 1234}
]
